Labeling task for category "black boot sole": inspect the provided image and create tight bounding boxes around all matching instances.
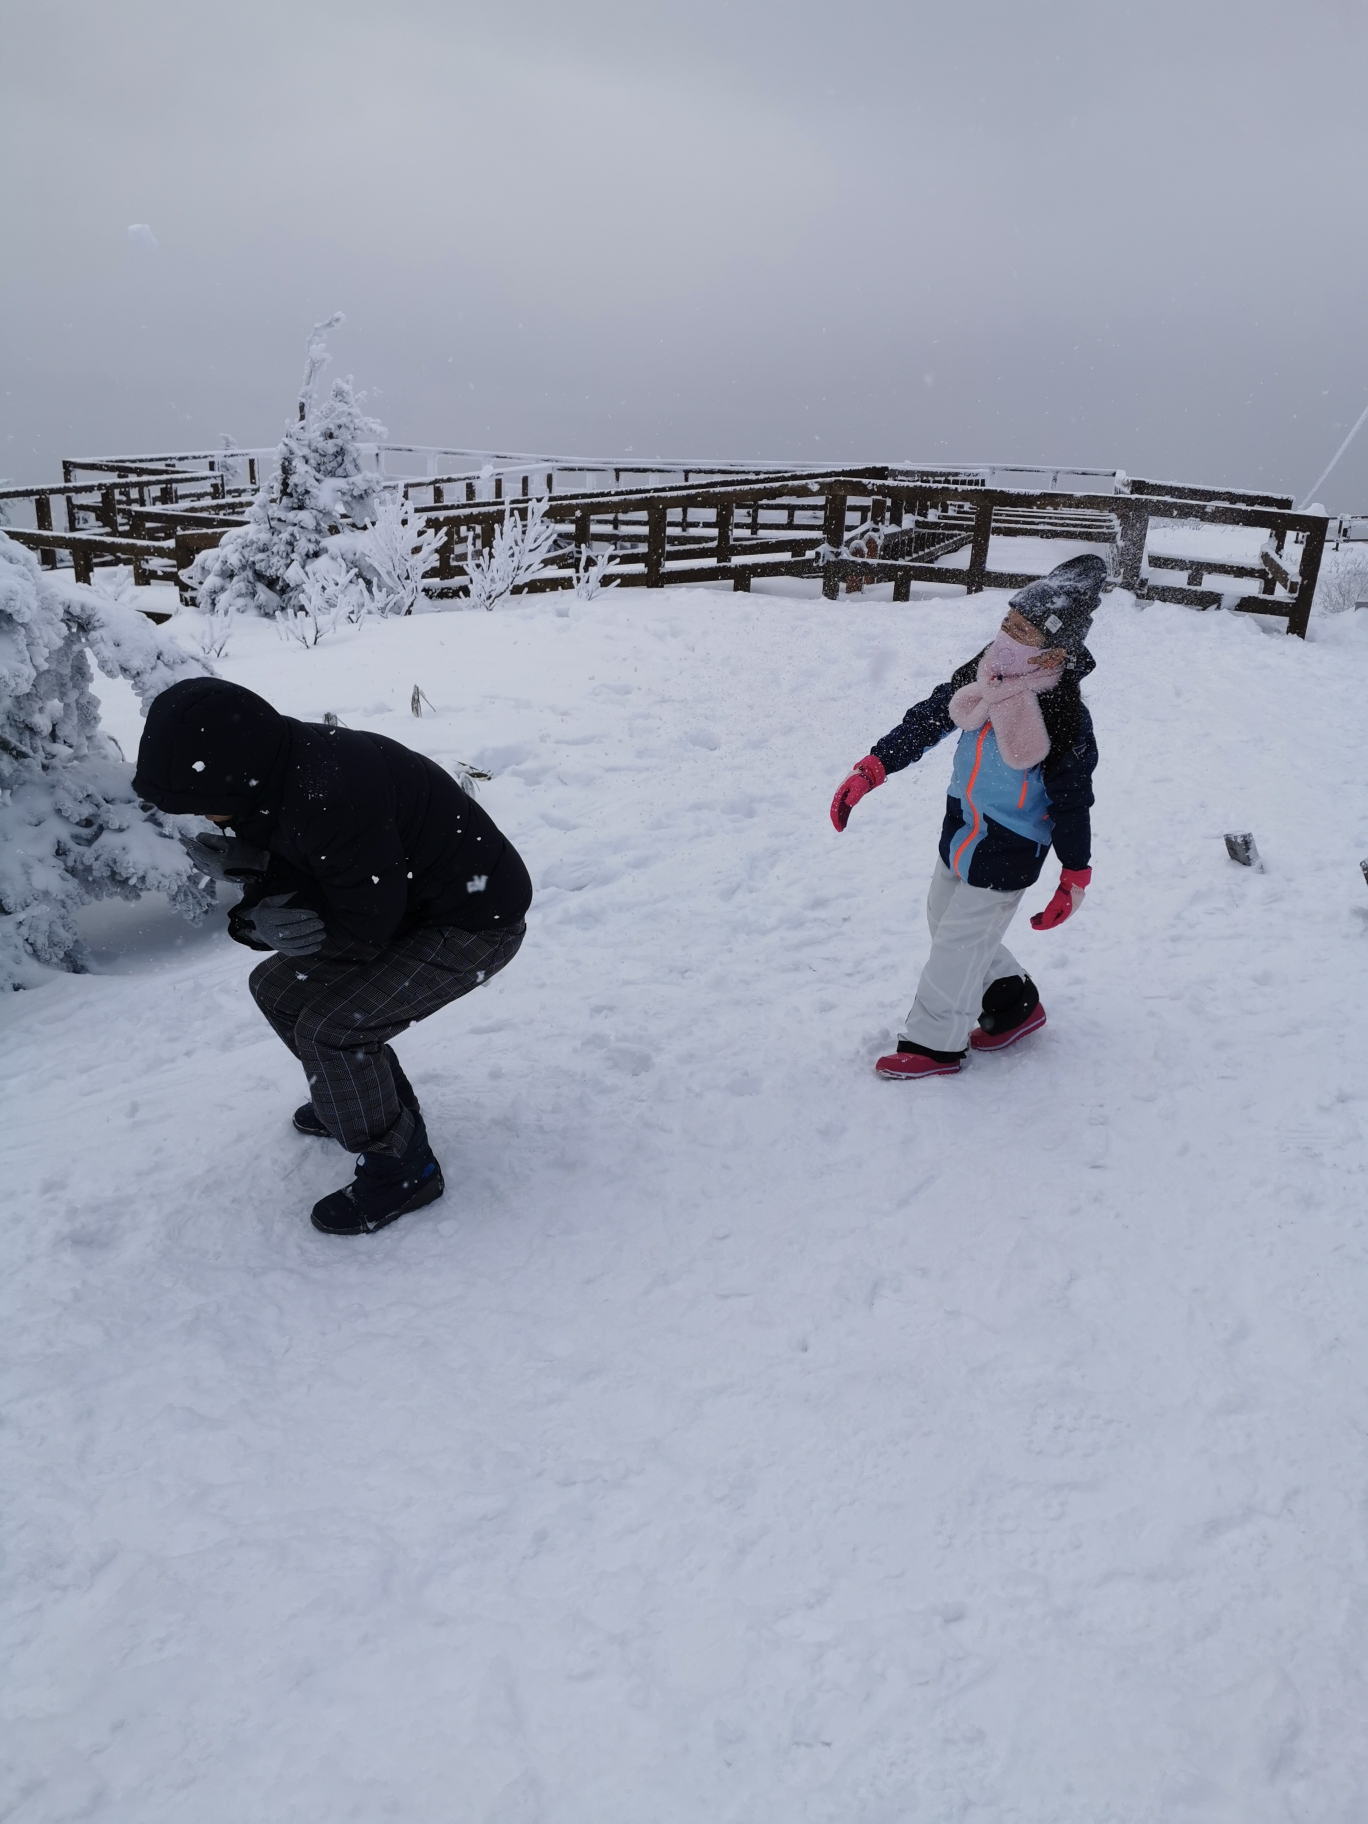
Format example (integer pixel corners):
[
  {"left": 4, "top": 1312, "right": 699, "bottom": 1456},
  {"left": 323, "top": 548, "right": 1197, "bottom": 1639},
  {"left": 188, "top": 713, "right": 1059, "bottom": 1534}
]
[{"left": 311, "top": 1166, "right": 445, "bottom": 1236}]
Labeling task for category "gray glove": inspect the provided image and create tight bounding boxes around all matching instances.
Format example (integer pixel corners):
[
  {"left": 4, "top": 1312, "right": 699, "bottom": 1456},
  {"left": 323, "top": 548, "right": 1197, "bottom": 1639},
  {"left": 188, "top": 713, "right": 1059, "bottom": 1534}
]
[
  {"left": 180, "top": 831, "right": 271, "bottom": 884},
  {"left": 180, "top": 830, "right": 232, "bottom": 883},
  {"left": 239, "top": 893, "right": 326, "bottom": 956}
]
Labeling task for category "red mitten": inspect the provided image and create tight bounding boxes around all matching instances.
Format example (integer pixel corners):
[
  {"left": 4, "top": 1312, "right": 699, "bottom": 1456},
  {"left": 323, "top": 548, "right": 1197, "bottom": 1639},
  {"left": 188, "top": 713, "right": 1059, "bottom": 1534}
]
[
  {"left": 830, "top": 755, "right": 886, "bottom": 831},
  {"left": 1030, "top": 866, "right": 1092, "bottom": 930}
]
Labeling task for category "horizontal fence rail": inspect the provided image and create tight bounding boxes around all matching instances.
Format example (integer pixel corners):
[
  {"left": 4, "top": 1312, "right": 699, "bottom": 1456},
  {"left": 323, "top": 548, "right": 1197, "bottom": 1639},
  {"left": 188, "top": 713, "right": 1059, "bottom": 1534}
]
[{"left": 0, "top": 451, "right": 1336, "bottom": 636}]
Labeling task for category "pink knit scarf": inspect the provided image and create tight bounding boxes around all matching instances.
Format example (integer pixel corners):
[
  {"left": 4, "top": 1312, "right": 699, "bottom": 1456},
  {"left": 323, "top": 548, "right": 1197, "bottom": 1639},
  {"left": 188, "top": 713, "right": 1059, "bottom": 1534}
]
[{"left": 947, "top": 631, "right": 1062, "bottom": 769}]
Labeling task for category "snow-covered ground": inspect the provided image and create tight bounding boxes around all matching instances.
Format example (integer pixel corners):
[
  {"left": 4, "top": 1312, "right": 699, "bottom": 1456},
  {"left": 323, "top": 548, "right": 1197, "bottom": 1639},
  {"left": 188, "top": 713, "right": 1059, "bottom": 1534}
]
[{"left": 4, "top": 584, "right": 1368, "bottom": 1823}]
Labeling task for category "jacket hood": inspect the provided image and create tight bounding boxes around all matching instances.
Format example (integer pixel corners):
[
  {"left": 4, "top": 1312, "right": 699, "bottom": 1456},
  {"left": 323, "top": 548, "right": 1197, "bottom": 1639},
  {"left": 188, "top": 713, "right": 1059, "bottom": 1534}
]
[
  {"left": 1008, "top": 554, "right": 1108, "bottom": 653},
  {"left": 133, "top": 678, "right": 291, "bottom": 819}
]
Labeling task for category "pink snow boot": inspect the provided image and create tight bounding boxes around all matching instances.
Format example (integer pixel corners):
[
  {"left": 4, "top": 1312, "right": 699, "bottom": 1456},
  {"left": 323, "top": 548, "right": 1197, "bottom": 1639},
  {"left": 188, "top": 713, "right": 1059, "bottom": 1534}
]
[
  {"left": 969, "top": 974, "right": 1046, "bottom": 1052},
  {"left": 969, "top": 1003, "right": 1047, "bottom": 1051},
  {"left": 875, "top": 1041, "right": 964, "bottom": 1080}
]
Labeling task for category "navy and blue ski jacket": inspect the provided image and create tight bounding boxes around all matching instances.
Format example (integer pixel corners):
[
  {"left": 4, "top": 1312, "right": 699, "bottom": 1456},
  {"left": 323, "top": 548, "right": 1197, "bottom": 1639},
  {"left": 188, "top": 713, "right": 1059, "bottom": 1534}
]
[{"left": 870, "top": 647, "right": 1098, "bottom": 892}]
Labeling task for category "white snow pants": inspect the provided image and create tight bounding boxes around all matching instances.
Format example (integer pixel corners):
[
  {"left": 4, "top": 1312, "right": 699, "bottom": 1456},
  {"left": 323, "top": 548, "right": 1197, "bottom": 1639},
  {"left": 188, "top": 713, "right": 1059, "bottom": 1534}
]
[{"left": 900, "top": 861, "right": 1026, "bottom": 1054}]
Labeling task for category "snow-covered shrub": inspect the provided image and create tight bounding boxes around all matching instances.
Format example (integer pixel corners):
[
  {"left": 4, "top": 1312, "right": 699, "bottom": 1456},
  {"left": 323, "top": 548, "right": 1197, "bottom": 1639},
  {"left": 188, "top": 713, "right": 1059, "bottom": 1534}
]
[
  {"left": 278, "top": 553, "right": 369, "bottom": 646},
  {"left": 90, "top": 565, "right": 139, "bottom": 608},
  {"left": 573, "top": 545, "right": 618, "bottom": 600},
  {"left": 465, "top": 496, "right": 562, "bottom": 611},
  {"left": 188, "top": 597, "right": 238, "bottom": 660},
  {"left": 350, "top": 490, "right": 444, "bottom": 615},
  {"left": 1313, "top": 546, "right": 1368, "bottom": 615},
  {"left": 188, "top": 316, "right": 384, "bottom": 621},
  {"left": 0, "top": 535, "right": 215, "bottom": 988}
]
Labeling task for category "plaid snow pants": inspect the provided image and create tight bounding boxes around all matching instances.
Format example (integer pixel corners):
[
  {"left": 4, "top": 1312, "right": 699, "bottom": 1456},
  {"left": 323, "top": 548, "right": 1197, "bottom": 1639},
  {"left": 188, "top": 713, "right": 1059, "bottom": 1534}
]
[{"left": 248, "top": 921, "right": 525, "bottom": 1154}]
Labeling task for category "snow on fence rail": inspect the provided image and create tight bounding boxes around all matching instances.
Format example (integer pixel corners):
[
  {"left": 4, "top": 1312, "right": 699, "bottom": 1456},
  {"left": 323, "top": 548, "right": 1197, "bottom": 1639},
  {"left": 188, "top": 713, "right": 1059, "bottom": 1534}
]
[{"left": 0, "top": 452, "right": 1335, "bottom": 636}]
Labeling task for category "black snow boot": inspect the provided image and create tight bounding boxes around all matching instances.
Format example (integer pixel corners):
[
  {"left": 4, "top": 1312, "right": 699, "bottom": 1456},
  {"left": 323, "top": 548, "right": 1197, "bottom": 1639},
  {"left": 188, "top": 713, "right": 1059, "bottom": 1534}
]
[
  {"left": 293, "top": 1048, "right": 420, "bottom": 1138},
  {"left": 977, "top": 974, "right": 1039, "bottom": 1037},
  {"left": 311, "top": 1113, "right": 444, "bottom": 1235}
]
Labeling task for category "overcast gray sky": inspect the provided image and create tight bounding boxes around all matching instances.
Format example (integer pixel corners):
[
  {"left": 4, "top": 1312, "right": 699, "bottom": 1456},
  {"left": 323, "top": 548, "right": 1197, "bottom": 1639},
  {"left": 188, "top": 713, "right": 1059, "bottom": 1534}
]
[{"left": 3, "top": 0, "right": 1367, "bottom": 505}]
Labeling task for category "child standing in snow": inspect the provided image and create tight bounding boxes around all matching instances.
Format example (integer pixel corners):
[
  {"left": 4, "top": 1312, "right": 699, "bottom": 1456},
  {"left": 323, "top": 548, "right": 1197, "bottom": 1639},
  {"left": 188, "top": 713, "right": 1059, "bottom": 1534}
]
[{"left": 829, "top": 553, "right": 1105, "bottom": 1079}]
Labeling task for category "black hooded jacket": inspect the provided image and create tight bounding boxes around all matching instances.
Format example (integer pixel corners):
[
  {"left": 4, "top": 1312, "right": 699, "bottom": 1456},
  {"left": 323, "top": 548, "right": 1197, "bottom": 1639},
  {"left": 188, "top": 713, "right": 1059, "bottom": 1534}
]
[{"left": 134, "top": 680, "right": 531, "bottom": 957}]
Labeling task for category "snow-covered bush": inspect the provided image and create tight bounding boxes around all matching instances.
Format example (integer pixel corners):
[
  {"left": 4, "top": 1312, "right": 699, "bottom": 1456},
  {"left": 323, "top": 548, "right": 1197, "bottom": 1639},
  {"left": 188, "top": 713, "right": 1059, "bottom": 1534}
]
[
  {"left": 90, "top": 565, "right": 139, "bottom": 608},
  {"left": 350, "top": 490, "right": 444, "bottom": 615},
  {"left": 465, "top": 496, "right": 563, "bottom": 611},
  {"left": 573, "top": 545, "right": 618, "bottom": 600},
  {"left": 278, "top": 553, "right": 370, "bottom": 646},
  {"left": 187, "top": 315, "right": 384, "bottom": 621},
  {"left": 189, "top": 597, "right": 238, "bottom": 660},
  {"left": 0, "top": 534, "right": 216, "bottom": 988},
  {"left": 1313, "top": 546, "right": 1368, "bottom": 616}
]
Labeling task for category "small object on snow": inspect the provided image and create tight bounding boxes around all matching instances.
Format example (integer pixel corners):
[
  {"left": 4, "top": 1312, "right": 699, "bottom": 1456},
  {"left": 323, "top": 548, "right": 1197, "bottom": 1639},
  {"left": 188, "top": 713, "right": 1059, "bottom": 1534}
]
[
  {"left": 1224, "top": 832, "right": 1263, "bottom": 870},
  {"left": 411, "top": 686, "right": 437, "bottom": 718},
  {"left": 322, "top": 711, "right": 343, "bottom": 728},
  {"left": 1360, "top": 857, "right": 1368, "bottom": 888}
]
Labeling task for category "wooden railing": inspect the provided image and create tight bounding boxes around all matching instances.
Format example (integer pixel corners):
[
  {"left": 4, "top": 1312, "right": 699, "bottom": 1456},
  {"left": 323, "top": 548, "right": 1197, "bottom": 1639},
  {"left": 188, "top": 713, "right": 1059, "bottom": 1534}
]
[{"left": 0, "top": 454, "right": 1331, "bottom": 636}]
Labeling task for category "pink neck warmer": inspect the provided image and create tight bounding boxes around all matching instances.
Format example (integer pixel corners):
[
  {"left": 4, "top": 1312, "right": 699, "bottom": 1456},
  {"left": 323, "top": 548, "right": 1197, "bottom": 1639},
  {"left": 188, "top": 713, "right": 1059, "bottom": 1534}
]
[{"left": 947, "top": 631, "right": 1062, "bottom": 769}]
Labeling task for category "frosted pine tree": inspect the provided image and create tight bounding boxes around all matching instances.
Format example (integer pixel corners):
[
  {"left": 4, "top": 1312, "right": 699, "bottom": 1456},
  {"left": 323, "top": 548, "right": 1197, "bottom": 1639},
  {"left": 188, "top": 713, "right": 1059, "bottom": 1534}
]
[
  {"left": 0, "top": 534, "right": 215, "bottom": 988},
  {"left": 188, "top": 314, "right": 385, "bottom": 619}
]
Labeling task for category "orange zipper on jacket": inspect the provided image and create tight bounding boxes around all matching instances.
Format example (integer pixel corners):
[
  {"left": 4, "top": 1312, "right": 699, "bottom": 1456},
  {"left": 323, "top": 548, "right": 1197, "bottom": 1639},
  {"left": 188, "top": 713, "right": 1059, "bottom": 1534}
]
[{"left": 952, "top": 725, "right": 990, "bottom": 877}]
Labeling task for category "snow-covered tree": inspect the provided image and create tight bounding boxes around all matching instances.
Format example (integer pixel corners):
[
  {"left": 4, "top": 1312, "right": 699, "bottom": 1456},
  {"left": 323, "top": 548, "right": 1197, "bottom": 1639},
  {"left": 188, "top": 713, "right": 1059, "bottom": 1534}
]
[
  {"left": 465, "top": 497, "right": 563, "bottom": 611},
  {"left": 187, "top": 315, "right": 384, "bottom": 620},
  {"left": 0, "top": 534, "right": 215, "bottom": 989}
]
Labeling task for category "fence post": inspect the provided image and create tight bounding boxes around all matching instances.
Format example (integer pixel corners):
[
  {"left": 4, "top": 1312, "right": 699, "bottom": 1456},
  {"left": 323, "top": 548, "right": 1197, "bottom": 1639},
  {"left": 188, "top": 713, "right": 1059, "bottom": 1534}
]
[
  {"left": 646, "top": 501, "right": 667, "bottom": 587},
  {"left": 1116, "top": 506, "right": 1149, "bottom": 593},
  {"left": 715, "top": 501, "right": 733, "bottom": 568},
  {"left": 964, "top": 500, "right": 994, "bottom": 593},
  {"left": 822, "top": 491, "right": 847, "bottom": 599},
  {"left": 34, "top": 493, "right": 57, "bottom": 568},
  {"left": 1287, "top": 519, "right": 1327, "bottom": 638}
]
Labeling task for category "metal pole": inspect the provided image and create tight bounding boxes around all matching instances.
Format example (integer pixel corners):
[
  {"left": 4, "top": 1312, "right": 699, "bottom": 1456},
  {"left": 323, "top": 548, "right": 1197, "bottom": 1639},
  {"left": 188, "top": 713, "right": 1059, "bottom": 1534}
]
[{"left": 1298, "top": 395, "right": 1368, "bottom": 510}]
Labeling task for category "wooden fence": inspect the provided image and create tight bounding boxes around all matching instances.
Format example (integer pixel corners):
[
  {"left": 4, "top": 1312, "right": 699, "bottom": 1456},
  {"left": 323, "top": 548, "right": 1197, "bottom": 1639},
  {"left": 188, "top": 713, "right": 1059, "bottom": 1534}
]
[{"left": 0, "top": 451, "right": 1331, "bottom": 637}]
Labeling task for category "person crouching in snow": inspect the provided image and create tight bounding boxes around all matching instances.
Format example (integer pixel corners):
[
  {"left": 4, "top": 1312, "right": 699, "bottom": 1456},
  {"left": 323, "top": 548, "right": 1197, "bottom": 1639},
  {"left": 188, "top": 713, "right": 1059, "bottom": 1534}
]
[
  {"left": 133, "top": 679, "right": 531, "bottom": 1233},
  {"left": 829, "top": 553, "right": 1104, "bottom": 1080}
]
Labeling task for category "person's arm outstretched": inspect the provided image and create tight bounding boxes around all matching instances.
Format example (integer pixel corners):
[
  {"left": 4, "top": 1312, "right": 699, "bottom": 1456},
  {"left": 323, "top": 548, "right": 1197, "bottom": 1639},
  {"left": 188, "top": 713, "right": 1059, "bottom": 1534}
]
[{"left": 829, "top": 676, "right": 960, "bottom": 832}]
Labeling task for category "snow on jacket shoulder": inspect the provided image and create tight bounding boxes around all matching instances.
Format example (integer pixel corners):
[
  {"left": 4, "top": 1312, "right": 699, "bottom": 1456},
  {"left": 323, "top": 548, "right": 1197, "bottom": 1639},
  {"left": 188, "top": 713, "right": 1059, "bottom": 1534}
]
[{"left": 868, "top": 647, "right": 1098, "bottom": 891}]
